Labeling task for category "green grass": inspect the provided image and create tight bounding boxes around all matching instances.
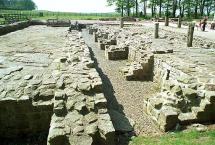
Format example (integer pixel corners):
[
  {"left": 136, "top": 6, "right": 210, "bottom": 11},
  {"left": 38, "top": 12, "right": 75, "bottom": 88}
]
[
  {"left": 130, "top": 130, "right": 215, "bottom": 145},
  {"left": 0, "top": 9, "right": 120, "bottom": 20}
]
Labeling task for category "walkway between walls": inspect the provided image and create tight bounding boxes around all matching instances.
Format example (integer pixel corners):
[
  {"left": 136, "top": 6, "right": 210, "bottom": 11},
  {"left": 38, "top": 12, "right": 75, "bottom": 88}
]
[{"left": 82, "top": 29, "right": 163, "bottom": 137}]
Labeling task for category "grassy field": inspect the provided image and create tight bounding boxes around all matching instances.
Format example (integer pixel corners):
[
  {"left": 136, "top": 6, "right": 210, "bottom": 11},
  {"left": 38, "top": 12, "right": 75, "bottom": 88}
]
[
  {"left": 0, "top": 9, "right": 120, "bottom": 20},
  {"left": 130, "top": 130, "right": 215, "bottom": 145}
]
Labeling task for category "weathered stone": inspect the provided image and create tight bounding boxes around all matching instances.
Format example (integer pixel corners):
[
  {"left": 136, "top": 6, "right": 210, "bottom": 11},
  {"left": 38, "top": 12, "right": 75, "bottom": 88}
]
[
  {"left": 48, "top": 128, "right": 68, "bottom": 145},
  {"left": 37, "top": 89, "right": 54, "bottom": 101},
  {"left": 191, "top": 124, "right": 208, "bottom": 132},
  {"left": 205, "top": 91, "right": 215, "bottom": 102},
  {"left": 177, "top": 76, "right": 197, "bottom": 84},
  {"left": 55, "top": 91, "right": 66, "bottom": 100},
  {"left": 69, "top": 135, "right": 93, "bottom": 145},
  {"left": 158, "top": 107, "right": 179, "bottom": 131},
  {"left": 171, "top": 85, "right": 182, "bottom": 95},
  {"left": 77, "top": 82, "right": 91, "bottom": 92},
  {"left": 84, "top": 112, "right": 98, "bottom": 124},
  {"left": 73, "top": 126, "right": 84, "bottom": 135},
  {"left": 74, "top": 101, "right": 86, "bottom": 112},
  {"left": 85, "top": 123, "right": 98, "bottom": 135},
  {"left": 98, "top": 119, "right": 115, "bottom": 145},
  {"left": 24, "top": 75, "right": 33, "bottom": 80},
  {"left": 94, "top": 93, "right": 107, "bottom": 108},
  {"left": 54, "top": 100, "right": 66, "bottom": 116},
  {"left": 183, "top": 88, "right": 197, "bottom": 99}
]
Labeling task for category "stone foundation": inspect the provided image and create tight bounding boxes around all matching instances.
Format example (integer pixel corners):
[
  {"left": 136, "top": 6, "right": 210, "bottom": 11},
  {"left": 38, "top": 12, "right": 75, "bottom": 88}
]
[
  {"left": 0, "top": 21, "right": 30, "bottom": 36},
  {"left": 0, "top": 98, "right": 53, "bottom": 138},
  {"left": 87, "top": 24, "right": 215, "bottom": 132},
  {"left": 121, "top": 52, "right": 154, "bottom": 81},
  {"left": 0, "top": 27, "right": 115, "bottom": 145},
  {"left": 144, "top": 55, "right": 215, "bottom": 131},
  {"left": 47, "top": 31, "right": 115, "bottom": 145},
  {"left": 47, "top": 19, "right": 71, "bottom": 27},
  {"left": 105, "top": 45, "right": 129, "bottom": 60}
]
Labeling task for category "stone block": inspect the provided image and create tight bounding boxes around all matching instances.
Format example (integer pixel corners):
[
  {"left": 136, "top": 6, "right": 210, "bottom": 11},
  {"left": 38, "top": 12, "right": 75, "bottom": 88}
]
[
  {"left": 105, "top": 45, "right": 128, "bottom": 60},
  {"left": 158, "top": 108, "right": 179, "bottom": 131}
]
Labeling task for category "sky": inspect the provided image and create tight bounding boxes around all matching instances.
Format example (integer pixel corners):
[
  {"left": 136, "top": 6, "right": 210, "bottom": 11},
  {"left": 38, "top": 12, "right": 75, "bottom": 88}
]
[{"left": 33, "top": 0, "right": 116, "bottom": 13}]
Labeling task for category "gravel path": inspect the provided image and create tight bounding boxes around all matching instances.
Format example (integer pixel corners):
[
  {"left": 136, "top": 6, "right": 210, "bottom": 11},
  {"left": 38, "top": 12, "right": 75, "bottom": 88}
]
[
  {"left": 82, "top": 30, "right": 163, "bottom": 137},
  {"left": 142, "top": 22, "right": 215, "bottom": 41}
]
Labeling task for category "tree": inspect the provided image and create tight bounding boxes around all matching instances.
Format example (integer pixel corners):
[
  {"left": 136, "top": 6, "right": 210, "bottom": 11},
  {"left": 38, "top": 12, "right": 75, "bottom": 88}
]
[
  {"left": 205, "top": 0, "right": 215, "bottom": 16},
  {"left": 139, "top": 0, "right": 148, "bottom": 16},
  {"left": 135, "top": 0, "right": 138, "bottom": 16},
  {"left": 107, "top": 0, "right": 126, "bottom": 16},
  {"left": 107, "top": 0, "right": 215, "bottom": 18},
  {"left": 0, "top": 0, "right": 36, "bottom": 10},
  {"left": 159, "top": 0, "right": 162, "bottom": 17}
]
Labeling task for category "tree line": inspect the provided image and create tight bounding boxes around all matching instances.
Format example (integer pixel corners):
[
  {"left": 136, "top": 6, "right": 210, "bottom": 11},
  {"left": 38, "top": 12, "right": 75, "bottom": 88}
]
[
  {"left": 107, "top": 0, "right": 215, "bottom": 18},
  {"left": 0, "top": 0, "right": 36, "bottom": 10}
]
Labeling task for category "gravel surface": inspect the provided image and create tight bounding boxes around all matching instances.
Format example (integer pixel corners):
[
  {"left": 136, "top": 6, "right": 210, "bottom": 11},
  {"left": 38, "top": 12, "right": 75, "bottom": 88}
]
[{"left": 82, "top": 29, "right": 163, "bottom": 137}]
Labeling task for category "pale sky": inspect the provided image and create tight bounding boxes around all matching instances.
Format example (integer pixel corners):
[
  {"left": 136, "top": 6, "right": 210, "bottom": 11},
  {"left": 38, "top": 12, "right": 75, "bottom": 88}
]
[{"left": 33, "top": 0, "right": 116, "bottom": 13}]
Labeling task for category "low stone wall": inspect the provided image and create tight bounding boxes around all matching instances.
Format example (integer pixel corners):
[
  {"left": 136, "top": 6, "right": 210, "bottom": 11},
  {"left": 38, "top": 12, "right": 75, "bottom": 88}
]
[
  {"left": 47, "top": 19, "right": 71, "bottom": 27},
  {"left": 88, "top": 24, "right": 215, "bottom": 132},
  {"left": 0, "top": 98, "right": 53, "bottom": 138},
  {"left": 121, "top": 52, "right": 154, "bottom": 81},
  {"left": 30, "top": 20, "right": 47, "bottom": 25},
  {"left": 144, "top": 55, "right": 215, "bottom": 131},
  {"left": 47, "top": 30, "right": 115, "bottom": 145},
  {"left": 0, "top": 21, "right": 30, "bottom": 36},
  {"left": 0, "top": 26, "right": 115, "bottom": 144},
  {"left": 105, "top": 45, "right": 129, "bottom": 60},
  {"left": 0, "top": 19, "right": 72, "bottom": 36}
]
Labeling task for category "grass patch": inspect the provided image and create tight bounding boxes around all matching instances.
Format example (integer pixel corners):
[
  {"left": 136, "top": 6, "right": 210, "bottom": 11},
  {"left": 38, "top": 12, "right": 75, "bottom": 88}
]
[{"left": 130, "top": 130, "right": 215, "bottom": 145}]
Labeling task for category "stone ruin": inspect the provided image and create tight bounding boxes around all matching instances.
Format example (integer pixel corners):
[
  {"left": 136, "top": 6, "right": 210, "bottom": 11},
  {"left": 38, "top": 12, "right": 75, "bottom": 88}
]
[
  {"left": 47, "top": 19, "right": 71, "bottom": 27},
  {"left": 47, "top": 31, "right": 115, "bottom": 145},
  {"left": 105, "top": 45, "right": 129, "bottom": 60},
  {"left": 89, "top": 25, "right": 157, "bottom": 81},
  {"left": 0, "top": 20, "right": 215, "bottom": 144},
  {"left": 0, "top": 26, "right": 115, "bottom": 145},
  {"left": 88, "top": 24, "right": 215, "bottom": 131}
]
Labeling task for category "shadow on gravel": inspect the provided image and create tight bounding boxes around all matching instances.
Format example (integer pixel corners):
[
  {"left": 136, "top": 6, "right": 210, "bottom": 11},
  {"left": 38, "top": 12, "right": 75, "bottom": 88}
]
[
  {"left": 82, "top": 29, "right": 137, "bottom": 145},
  {"left": 88, "top": 46, "right": 136, "bottom": 145}
]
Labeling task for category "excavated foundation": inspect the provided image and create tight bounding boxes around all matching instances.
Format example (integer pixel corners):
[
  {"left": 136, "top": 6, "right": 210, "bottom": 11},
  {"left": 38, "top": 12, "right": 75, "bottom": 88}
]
[
  {"left": 1, "top": 21, "right": 215, "bottom": 145},
  {"left": 88, "top": 24, "right": 215, "bottom": 132},
  {"left": 0, "top": 25, "right": 115, "bottom": 145}
]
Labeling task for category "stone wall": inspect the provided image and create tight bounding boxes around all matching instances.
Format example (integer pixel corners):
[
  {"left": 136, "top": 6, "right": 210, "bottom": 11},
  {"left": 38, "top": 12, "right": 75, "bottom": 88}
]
[
  {"left": 0, "top": 21, "right": 30, "bottom": 36},
  {"left": 0, "top": 19, "right": 71, "bottom": 36},
  {"left": 105, "top": 45, "right": 129, "bottom": 60},
  {"left": 144, "top": 55, "right": 215, "bottom": 131},
  {"left": 47, "top": 30, "right": 115, "bottom": 145},
  {"left": 88, "top": 24, "right": 215, "bottom": 132},
  {"left": 47, "top": 19, "right": 71, "bottom": 27},
  {"left": 0, "top": 98, "right": 53, "bottom": 138},
  {"left": 0, "top": 26, "right": 115, "bottom": 145}
]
